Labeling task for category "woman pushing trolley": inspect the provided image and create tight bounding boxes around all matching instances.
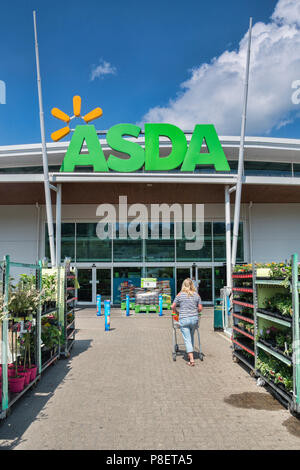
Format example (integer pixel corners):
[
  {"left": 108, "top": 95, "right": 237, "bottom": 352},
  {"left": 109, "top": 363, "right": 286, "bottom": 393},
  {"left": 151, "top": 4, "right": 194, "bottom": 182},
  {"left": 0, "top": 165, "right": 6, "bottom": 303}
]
[{"left": 171, "top": 278, "right": 203, "bottom": 366}]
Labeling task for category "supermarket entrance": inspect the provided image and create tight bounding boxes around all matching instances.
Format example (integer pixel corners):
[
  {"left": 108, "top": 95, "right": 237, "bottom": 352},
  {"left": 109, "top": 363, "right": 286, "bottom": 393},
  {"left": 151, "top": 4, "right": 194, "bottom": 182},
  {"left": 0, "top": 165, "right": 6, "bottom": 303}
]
[
  {"left": 75, "top": 264, "right": 226, "bottom": 306},
  {"left": 176, "top": 266, "right": 225, "bottom": 304},
  {"left": 76, "top": 266, "right": 111, "bottom": 304}
]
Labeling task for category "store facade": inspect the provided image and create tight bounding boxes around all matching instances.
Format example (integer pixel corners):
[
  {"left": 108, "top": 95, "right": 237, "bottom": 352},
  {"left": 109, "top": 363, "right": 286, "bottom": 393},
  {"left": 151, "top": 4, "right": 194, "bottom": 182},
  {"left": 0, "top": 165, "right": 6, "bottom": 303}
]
[
  {"left": 44, "top": 217, "right": 244, "bottom": 305},
  {"left": 1, "top": 133, "right": 300, "bottom": 305}
]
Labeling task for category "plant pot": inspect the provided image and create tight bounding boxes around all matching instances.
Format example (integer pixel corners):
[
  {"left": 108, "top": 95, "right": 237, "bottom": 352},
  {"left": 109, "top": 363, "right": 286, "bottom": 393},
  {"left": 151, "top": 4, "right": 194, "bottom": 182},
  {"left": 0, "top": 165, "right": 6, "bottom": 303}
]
[
  {"left": 8, "top": 373, "right": 25, "bottom": 393},
  {"left": 8, "top": 365, "right": 17, "bottom": 377},
  {"left": 28, "top": 365, "right": 38, "bottom": 381},
  {"left": 17, "top": 367, "right": 31, "bottom": 386}
]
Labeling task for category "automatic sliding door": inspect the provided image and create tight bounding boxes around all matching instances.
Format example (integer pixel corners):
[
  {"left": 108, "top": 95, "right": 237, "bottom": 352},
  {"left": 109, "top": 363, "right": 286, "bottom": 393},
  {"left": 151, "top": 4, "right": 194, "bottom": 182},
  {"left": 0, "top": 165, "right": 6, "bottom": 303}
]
[
  {"left": 197, "top": 268, "right": 212, "bottom": 303},
  {"left": 96, "top": 269, "right": 111, "bottom": 302},
  {"left": 176, "top": 268, "right": 191, "bottom": 294},
  {"left": 77, "top": 268, "right": 93, "bottom": 303}
]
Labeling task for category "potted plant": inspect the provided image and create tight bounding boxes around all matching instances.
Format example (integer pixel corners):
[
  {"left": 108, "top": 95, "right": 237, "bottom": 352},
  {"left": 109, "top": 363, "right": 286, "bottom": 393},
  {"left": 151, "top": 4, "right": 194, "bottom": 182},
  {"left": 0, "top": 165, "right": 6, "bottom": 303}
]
[
  {"left": 41, "top": 322, "right": 61, "bottom": 359},
  {"left": 8, "top": 282, "right": 40, "bottom": 321},
  {"left": 41, "top": 273, "right": 57, "bottom": 312},
  {"left": 18, "top": 322, "right": 37, "bottom": 383},
  {"left": 8, "top": 322, "right": 25, "bottom": 393}
]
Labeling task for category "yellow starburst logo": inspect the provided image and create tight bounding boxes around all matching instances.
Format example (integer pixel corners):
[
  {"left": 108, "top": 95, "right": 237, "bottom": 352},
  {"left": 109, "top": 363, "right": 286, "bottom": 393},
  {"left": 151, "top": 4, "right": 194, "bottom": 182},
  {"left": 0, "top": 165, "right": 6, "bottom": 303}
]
[{"left": 51, "top": 95, "right": 103, "bottom": 142}]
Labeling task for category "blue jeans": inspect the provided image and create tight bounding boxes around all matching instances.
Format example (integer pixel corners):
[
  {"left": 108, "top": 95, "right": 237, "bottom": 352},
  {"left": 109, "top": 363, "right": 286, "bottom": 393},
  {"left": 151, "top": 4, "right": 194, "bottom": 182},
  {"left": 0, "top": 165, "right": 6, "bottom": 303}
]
[{"left": 179, "top": 316, "right": 199, "bottom": 354}]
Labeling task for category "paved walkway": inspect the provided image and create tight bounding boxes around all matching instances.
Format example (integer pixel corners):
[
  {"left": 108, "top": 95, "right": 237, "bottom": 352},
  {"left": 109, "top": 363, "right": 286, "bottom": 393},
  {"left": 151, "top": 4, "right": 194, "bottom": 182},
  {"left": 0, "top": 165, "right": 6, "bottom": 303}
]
[{"left": 1, "top": 308, "right": 300, "bottom": 450}]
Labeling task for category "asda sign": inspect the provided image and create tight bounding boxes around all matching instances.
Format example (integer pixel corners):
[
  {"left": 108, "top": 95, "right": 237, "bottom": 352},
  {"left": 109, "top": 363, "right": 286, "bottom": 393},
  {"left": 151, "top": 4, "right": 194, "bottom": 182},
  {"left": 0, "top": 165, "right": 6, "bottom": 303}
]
[{"left": 60, "top": 123, "right": 230, "bottom": 173}]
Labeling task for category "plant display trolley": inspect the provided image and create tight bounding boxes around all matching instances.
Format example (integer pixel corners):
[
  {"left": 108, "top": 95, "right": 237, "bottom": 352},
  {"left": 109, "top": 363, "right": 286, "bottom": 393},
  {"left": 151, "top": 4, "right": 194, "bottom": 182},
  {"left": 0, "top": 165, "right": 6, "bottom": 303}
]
[
  {"left": 232, "top": 268, "right": 255, "bottom": 372},
  {"left": 40, "top": 265, "right": 61, "bottom": 371},
  {"left": 0, "top": 255, "right": 76, "bottom": 420},
  {"left": 232, "top": 254, "right": 300, "bottom": 415},
  {"left": 61, "top": 261, "right": 76, "bottom": 358}
]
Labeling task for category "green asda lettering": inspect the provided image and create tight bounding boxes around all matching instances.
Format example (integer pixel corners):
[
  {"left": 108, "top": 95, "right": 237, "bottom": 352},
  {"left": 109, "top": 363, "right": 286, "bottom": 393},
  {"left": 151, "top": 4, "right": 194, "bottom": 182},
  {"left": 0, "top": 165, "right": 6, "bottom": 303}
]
[{"left": 60, "top": 123, "right": 230, "bottom": 173}]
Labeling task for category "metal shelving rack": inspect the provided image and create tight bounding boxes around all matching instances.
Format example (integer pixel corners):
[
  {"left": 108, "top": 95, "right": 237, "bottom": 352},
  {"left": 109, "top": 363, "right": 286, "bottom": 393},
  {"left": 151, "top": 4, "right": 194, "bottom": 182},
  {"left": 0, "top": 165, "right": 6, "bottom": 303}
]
[
  {"left": 232, "top": 253, "right": 300, "bottom": 415},
  {"left": 1, "top": 256, "right": 42, "bottom": 419},
  {"left": 61, "top": 261, "right": 76, "bottom": 358},
  {"left": 40, "top": 266, "right": 61, "bottom": 372},
  {"left": 254, "top": 254, "right": 300, "bottom": 413},
  {"left": 231, "top": 270, "right": 256, "bottom": 373},
  {"left": 0, "top": 257, "right": 64, "bottom": 420}
]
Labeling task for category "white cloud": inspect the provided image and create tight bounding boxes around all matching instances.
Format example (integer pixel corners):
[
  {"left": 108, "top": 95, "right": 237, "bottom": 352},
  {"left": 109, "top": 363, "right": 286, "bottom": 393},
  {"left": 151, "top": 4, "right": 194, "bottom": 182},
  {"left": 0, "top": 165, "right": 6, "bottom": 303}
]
[
  {"left": 142, "top": 0, "right": 300, "bottom": 136},
  {"left": 90, "top": 60, "right": 117, "bottom": 81}
]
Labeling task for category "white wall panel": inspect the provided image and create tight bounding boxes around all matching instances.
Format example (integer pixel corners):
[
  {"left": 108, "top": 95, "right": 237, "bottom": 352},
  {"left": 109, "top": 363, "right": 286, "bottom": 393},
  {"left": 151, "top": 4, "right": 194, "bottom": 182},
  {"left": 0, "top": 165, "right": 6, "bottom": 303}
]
[
  {"left": 0, "top": 206, "right": 38, "bottom": 276},
  {"left": 251, "top": 204, "right": 300, "bottom": 262},
  {"left": 0, "top": 206, "right": 38, "bottom": 259}
]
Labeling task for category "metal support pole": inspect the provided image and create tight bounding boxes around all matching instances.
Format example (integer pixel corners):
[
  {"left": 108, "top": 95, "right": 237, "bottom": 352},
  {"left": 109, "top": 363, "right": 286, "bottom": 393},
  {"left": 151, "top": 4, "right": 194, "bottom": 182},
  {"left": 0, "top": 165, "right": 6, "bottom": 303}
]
[
  {"left": 225, "top": 185, "right": 232, "bottom": 288},
  {"left": 35, "top": 202, "right": 40, "bottom": 262},
  {"left": 56, "top": 184, "right": 62, "bottom": 267},
  {"left": 33, "top": 10, "right": 56, "bottom": 267},
  {"left": 36, "top": 264, "right": 42, "bottom": 375},
  {"left": 232, "top": 17, "right": 252, "bottom": 267},
  {"left": 1, "top": 256, "right": 10, "bottom": 412},
  {"left": 292, "top": 253, "right": 300, "bottom": 410},
  {"left": 248, "top": 201, "right": 253, "bottom": 263}
]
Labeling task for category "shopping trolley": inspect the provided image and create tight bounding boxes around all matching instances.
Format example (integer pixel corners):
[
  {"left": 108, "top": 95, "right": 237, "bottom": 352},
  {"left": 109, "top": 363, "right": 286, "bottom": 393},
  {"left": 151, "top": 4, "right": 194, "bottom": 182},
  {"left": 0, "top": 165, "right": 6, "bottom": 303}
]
[{"left": 172, "top": 313, "right": 203, "bottom": 362}]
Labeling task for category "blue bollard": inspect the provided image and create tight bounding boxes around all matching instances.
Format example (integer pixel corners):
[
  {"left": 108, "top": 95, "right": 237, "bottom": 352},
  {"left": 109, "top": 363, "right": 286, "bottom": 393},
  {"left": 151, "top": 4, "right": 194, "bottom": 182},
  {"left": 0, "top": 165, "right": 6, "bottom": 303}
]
[
  {"left": 104, "top": 300, "right": 111, "bottom": 331},
  {"left": 96, "top": 294, "right": 101, "bottom": 316},
  {"left": 159, "top": 294, "right": 163, "bottom": 316},
  {"left": 126, "top": 294, "right": 130, "bottom": 316}
]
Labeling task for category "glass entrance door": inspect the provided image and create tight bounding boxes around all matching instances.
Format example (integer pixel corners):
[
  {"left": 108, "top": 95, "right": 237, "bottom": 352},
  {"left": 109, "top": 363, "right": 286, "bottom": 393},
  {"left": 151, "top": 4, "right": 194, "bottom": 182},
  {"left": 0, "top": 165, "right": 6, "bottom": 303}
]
[
  {"left": 77, "top": 268, "right": 93, "bottom": 303},
  {"left": 77, "top": 267, "right": 111, "bottom": 304},
  {"left": 176, "top": 268, "right": 191, "bottom": 294},
  {"left": 197, "top": 268, "right": 212, "bottom": 303},
  {"left": 96, "top": 269, "right": 111, "bottom": 302},
  {"left": 214, "top": 266, "right": 226, "bottom": 300}
]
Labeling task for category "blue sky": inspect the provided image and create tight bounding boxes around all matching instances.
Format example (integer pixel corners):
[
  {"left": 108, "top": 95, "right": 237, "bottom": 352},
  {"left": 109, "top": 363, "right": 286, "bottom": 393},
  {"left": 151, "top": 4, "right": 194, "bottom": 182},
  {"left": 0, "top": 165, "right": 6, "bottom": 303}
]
[{"left": 0, "top": 0, "right": 299, "bottom": 145}]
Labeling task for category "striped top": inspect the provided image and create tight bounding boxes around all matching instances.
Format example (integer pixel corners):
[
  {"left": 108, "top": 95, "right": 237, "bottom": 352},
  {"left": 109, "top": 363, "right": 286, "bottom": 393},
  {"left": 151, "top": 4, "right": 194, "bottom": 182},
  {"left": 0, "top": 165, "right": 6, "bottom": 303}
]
[{"left": 174, "top": 292, "right": 202, "bottom": 319}]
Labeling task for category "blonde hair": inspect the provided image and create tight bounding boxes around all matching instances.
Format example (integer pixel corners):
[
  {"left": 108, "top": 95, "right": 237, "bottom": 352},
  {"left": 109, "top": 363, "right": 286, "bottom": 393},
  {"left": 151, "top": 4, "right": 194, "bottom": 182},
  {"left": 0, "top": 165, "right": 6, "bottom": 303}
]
[{"left": 181, "top": 278, "right": 196, "bottom": 296}]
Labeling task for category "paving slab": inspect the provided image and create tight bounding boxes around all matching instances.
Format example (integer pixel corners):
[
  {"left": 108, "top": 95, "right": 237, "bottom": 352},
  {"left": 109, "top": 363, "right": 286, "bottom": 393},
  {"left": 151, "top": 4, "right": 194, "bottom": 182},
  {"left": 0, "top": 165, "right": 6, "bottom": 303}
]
[{"left": 0, "top": 308, "right": 300, "bottom": 450}]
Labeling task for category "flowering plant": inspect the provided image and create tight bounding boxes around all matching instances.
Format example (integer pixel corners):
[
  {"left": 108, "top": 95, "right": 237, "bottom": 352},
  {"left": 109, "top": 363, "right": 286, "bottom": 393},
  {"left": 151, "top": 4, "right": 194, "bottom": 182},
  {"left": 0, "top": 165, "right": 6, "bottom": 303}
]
[
  {"left": 264, "top": 293, "right": 292, "bottom": 317},
  {"left": 256, "top": 351, "right": 293, "bottom": 393},
  {"left": 9, "top": 283, "right": 40, "bottom": 318},
  {"left": 41, "top": 323, "right": 61, "bottom": 349}
]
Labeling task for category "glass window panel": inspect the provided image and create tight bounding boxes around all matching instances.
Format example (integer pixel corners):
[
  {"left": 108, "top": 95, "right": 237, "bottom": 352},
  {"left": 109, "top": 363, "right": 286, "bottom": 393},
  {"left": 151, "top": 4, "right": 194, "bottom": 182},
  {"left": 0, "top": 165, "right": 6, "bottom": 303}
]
[
  {"left": 113, "top": 223, "right": 142, "bottom": 262},
  {"left": 213, "top": 222, "right": 226, "bottom": 262},
  {"left": 214, "top": 266, "right": 226, "bottom": 298},
  {"left": 146, "top": 267, "right": 174, "bottom": 278},
  {"left": 236, "top": 222, "right": 244, "bottom": 262},
  {"left": 293, "top": 163, "right": 300, "bottom": 176},
  {"left": 96, "top": 269, "right": 111, "bottom": 301},
  {"left": 213, "top": 222, "right": 244, "bottom": 262},
  {"left": 76, "top": 223, "right": 112, "bottom": 262},
  {"left": 193, "top": 160, "right": 236, "bottom": 174},
  {"left": 176, "top": 268, "right": 191, "bottom": 293},
  {"left": 77, "top": 268, "right": 93, "bottom": 302},
  {"left": 0, "top": 165, "right": 61, "bottom": 174},
  {"left": 197, "top": 268, "right": 212, "bottom": 302},
  {"left": 145, "top": 222, "right": 175, "bottom": 262},
  {"left": 176, "top": 222, "right": 212, "bottom": 261},
  {"left": 113, "top": 267, "right": 142, "bottom": 304},
  {"left": 145, "top": 266, "right": 175, "bottom": 300},
  {"left": 45, "top": 223, "right": 75, "bottom": 262},
  {"left": 244, "top": 161, "right": 291, "bottom": 176}
]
